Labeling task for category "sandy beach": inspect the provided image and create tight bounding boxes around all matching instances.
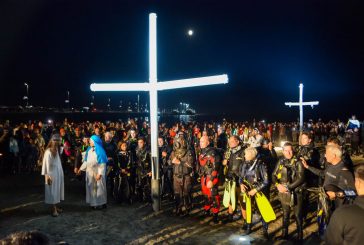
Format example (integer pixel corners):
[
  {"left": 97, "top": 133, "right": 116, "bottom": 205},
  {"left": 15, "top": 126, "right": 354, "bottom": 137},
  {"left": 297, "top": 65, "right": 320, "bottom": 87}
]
[{"left": 2, "top": 155, "right": 363, "bottom": 244}]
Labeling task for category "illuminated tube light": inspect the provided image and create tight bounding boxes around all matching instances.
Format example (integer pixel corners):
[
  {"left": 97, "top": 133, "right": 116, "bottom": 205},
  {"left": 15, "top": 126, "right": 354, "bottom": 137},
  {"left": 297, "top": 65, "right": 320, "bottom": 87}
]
[
  {"left": 157, "top": 74, "right": 228, "bottom": 91},
  {"left": 285, "top": 102, "right": 319, "bottom": 106},
  {"left": 149, "top": 88, "right": 158, "bottom": 157},
  {"left": 149, "top": 13, "right": 157, "bottom": 83},
  {"left": 91, "top": 74, "right": 228, "bottom": 92},
  {"left": 301, "top": 102, "right": 319, "bottom": 106},
  {"left": 90, "top": 83, "right": 150, "bottom": 92},
  {"left": 149, "top": 13, "right": 158, "bottom": 159}
]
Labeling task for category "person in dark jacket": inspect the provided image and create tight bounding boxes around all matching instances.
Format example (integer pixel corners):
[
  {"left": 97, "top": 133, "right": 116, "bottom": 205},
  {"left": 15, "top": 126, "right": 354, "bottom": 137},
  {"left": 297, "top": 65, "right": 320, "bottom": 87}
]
[
  {"left": 73, "top": 134, "right": 89, "bottom": 181},
  {"left": 135, "top": 137, "right": 151, "bottom": 203},
  {"left": 114, "top": 141, "right": 133, "bottom": 203},
  {"left": 239, "top": 147, "right": 269, "bottom": 238},
  {"left": 159, "top": 135, "right": 173, "bottom": 199},
  {"left": 222, "top": 136, "right": 245, "bottom": 223},
  {"left": 258, "top": 138, "right": 278, "bottom": 200},
  {"left": 103, "top": 131, "right": 118, "bottom": 194},
  {"left": 216, "top": 126, "right": 228, "bottom": 151},
  {"left": 272, "top": 142, "right": 306, "bottom": 241},
  {"left": 351, "top": 128, "right": 360, "bottom": 156},
  {"left": 296, "top": 132, "right": 320, "bottom": 187},
  {"left": 325, "top": 164, "right": 364, "bottom": 245},
  {"left": 302, "top": 145, "right": 355, "bottom": 210}
]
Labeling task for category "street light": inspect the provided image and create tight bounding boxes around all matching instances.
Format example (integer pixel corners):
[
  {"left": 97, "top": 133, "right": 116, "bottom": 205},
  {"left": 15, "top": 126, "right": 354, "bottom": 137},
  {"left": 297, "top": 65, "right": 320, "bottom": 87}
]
[
  {"left": 65, "top": 90, "right": 70, "bottom": 109},
  {"left": 119, "top": 100, "right": 123, "bottom": 111},
  {"left": 107, "top": 98, "right": 111, "bottom": 111},
  {"left": 23, "top": 82, "right": 29, "bottom": 107},
  {"left": 90, "top": 95, "right": 94, "bottom": 106},
  {"left": 137, "top": 94, "right": 140, "bottom": 112}
]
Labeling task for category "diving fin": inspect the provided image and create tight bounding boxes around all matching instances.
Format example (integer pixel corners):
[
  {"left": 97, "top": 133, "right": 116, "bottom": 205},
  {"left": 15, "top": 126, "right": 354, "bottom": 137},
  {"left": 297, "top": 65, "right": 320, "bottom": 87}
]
[
  {"left": 255, "top": 192, "right": 276, "bottom": 223},
  {"left": 223, "top": 181, "right": 231, "bottom": 208},
  {"left": 244, "top": 193, "right": 252, "bottom": 224},
  {"left": 231, "top": 181, "right": 236, "bottom": 211}
]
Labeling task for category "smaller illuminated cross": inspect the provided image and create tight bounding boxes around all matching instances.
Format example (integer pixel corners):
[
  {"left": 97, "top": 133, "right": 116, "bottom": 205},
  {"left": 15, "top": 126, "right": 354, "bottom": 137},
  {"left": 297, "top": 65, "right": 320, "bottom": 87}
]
[{"left": 285, "top": 83, "right": 319, "bottom": 132}]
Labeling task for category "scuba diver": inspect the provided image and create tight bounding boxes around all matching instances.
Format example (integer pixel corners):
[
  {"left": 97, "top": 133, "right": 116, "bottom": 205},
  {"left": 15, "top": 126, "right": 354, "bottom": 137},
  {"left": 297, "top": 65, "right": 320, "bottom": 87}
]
[
  {"left": 169, "top": 133, "right": 194, "bottom": 216},
  {"left": 135, "top": 137, "right": 152, "bottom": 203},
  {"left": 198, "top": 136, "right": 222, "bottom": 224},
  {"left": 272, "top": 142, "right": 305, "bottom": 241},
  {"left": 222, "top": 136, "right": 245, "bottom": 223},
  {"left": 239, "top": 147, "right": 275, "bottom": 239}
]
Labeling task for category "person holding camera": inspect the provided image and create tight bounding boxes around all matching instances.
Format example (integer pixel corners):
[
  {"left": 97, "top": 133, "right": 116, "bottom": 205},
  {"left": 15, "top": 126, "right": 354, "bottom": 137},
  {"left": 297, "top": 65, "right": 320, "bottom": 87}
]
[
  {"left": 325, "top": 164, "right": 364, "bottom": 245},
  {"left": 41, "top": 134, "right": 64, "bottom": 217},
  {"left": 302, "top": 145, "right": 355, "bottom": 210}
]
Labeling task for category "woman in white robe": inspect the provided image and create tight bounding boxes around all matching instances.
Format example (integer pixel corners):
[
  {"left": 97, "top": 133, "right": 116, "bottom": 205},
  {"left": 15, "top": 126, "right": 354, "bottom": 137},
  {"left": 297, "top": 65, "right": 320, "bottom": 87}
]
[
  {"left": 41, "top": 134, "right": 64, "bottom": 217},
  {"left": 79, "top": 135, "right": 107, "bottom": 209}
]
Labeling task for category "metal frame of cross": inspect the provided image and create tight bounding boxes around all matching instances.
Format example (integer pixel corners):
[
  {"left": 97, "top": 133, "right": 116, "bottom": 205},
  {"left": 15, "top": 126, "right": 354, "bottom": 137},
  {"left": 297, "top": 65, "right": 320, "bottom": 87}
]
[
  {"left": 285, "top": 83, "right": 319, "bottom": 132},
  {"left": 90, "top": 13, "right": 228, "bottom": 211}
]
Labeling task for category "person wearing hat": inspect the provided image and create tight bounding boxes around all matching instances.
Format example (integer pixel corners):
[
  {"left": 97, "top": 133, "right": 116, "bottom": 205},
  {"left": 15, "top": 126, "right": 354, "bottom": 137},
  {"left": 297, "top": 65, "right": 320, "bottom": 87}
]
[
  {"left": 78, "top": 135, "right": 108, "bottom": 209},
  {"left": 41, "top": 134, "right": 65, "bottom": 217}
]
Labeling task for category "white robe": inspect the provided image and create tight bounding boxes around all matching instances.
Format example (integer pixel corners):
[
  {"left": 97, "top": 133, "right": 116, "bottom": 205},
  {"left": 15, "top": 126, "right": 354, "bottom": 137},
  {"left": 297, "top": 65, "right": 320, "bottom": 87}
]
[
  {"left": 41, "top": 149, "right": 64, "bottom": 204},
  {"left": 80, "top": 149, "right": 107, "bottom": 206}
]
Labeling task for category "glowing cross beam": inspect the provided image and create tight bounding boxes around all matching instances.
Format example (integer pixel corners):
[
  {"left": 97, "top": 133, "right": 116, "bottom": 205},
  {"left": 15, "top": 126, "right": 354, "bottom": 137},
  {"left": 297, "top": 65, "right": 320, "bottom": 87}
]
[
  {"left": 285, "top": 83, "right": 319, "bottom": 132},
  {"left": 90, "top": 13, "right": 228, "bottom": 211},
  {"left": 90, "top": 75, "right": 228, "bottom": 92}
]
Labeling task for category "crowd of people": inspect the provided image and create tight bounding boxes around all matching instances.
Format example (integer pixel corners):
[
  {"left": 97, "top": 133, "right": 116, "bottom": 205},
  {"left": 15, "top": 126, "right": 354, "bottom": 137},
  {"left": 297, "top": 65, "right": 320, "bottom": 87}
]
[{"left": 0, "top": 116, "right": 364, "bottom": 244}]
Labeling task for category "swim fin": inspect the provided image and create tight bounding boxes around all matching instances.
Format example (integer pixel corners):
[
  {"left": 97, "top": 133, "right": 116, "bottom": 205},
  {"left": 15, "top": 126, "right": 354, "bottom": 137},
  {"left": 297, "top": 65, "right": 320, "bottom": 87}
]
[
  {"left": 231, "top": 181, "right": 236, "bottom": 211},
  {"left": 223, "top": 181, "right": 231, "bottom": 208},
  {"left": 244, "top": 193, "right": 252, "bottom": 224},
  {"left": 255, "top": 192, "right": 276, "bottom": 222}
]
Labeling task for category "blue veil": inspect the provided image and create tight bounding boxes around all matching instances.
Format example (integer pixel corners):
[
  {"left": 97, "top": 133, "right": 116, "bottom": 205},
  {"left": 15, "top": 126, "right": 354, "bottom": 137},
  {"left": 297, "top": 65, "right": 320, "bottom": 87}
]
[{"left": 84, "top": 135, "right": 108, "bottom": 164}]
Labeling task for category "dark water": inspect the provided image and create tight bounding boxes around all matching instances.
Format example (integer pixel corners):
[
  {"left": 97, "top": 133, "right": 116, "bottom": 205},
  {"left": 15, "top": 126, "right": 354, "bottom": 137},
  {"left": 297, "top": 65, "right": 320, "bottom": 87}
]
[
  {"left": 3, "top": 111, "right": 351, "bottom": 125},
  {"left": 0, "top": 112, "right": 242, "bottom": 125}
]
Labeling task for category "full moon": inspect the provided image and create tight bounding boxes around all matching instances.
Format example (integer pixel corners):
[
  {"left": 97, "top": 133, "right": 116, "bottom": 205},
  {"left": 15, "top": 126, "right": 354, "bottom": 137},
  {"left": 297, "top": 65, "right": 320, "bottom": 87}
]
[{"left": 188, "top": 29, "right": 193, "bottom": 36}]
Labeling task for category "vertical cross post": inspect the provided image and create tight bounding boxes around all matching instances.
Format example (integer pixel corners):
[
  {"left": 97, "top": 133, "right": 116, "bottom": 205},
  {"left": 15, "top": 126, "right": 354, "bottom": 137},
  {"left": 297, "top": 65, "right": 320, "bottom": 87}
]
[{"left": 149, "top": 13, "right": 160, "bottom": 211}]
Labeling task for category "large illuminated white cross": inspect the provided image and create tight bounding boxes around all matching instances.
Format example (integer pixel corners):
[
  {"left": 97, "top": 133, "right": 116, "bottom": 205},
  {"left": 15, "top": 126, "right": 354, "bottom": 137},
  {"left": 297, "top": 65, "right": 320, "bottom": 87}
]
[
  {"left": 90, "top": 13, "right": 228, "bottom": 211},
  {"left": 285, "top": 83, "right": 319, "bottom": 132}
]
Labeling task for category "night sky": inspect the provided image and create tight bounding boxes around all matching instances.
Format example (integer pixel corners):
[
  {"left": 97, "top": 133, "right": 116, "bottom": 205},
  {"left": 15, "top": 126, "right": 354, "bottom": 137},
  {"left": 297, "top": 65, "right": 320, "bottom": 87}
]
[{"left": 1, "top": 0, "right": 363, "bottom": 121}]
